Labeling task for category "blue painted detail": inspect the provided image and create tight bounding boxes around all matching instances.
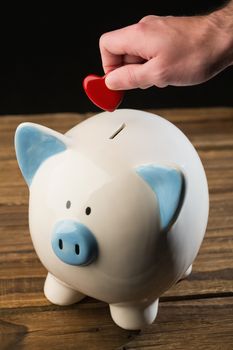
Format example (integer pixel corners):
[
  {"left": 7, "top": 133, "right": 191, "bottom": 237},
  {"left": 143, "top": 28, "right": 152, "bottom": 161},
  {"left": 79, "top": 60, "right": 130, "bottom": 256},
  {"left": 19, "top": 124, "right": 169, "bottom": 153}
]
[
  {"left": 136, "top": 165, "right": 184, "bottom": 230},
  {"left": 51, "top": 220, "right": 98, "bottom": 266},
  {"left": 15, "top": 124, "right": 66, "bottom": 186}
]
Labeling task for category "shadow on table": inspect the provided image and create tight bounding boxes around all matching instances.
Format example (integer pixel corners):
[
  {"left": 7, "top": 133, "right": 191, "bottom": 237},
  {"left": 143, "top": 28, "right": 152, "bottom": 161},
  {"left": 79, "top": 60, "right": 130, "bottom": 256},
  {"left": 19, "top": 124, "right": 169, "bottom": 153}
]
[{"left": 0, "top": 297, "right": 141, "bottom": 350}]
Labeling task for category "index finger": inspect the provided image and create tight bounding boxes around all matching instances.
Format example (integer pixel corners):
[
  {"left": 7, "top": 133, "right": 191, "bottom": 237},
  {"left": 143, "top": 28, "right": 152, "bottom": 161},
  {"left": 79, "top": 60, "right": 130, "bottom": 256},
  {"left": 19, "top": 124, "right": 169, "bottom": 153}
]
[{"left": 99, "top": 23, "right": 147, "bottom": 73}]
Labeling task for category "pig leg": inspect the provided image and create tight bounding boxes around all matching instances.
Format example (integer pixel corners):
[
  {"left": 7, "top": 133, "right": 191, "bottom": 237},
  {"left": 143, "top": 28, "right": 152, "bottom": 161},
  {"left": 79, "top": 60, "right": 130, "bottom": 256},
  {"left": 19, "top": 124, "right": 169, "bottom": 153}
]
[
  {"left": 44, "top": 272, "right": 85, "bottom": 305},
  {"left": 109, "top": 299, "right": 159, "bottom": 330},
  {"left": 177, "top": 265, "right": 193, "bottom": 283},
  {"left": 181, "top": 264, "right": 192, "bottom": 280}
]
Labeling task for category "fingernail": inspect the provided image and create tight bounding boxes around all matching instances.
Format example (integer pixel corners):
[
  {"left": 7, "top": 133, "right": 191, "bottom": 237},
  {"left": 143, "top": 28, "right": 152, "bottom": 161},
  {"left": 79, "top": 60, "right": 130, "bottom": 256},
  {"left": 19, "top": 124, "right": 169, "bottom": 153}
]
[{"left": 105, "top": 73, "right": 121, "bottom": 90}]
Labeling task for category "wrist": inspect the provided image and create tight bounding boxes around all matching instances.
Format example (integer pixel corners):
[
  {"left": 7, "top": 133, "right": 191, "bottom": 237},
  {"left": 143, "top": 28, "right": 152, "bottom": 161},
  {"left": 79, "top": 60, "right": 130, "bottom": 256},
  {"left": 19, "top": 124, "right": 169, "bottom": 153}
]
[{"left": 207, "top": 2, "right": 233, "bottom": 66}]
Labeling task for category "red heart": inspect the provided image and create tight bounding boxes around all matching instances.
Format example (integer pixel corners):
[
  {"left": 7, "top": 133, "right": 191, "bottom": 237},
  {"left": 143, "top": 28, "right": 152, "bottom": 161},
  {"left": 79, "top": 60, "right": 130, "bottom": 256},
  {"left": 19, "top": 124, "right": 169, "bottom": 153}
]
[{"left": 83, "top": 74, "right": 124, "bottom": 112}]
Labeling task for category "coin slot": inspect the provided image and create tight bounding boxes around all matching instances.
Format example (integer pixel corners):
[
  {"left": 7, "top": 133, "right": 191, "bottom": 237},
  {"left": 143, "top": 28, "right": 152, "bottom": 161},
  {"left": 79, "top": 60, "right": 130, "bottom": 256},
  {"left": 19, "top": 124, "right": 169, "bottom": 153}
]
[{"left": 109, "top": 123, "right": 126, "bottom": 139}]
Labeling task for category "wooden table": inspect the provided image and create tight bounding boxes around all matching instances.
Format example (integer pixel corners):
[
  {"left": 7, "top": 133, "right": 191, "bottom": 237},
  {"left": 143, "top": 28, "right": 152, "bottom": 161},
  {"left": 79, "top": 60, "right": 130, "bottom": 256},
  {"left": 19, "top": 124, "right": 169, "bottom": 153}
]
[{"left": 0, "top": 108, "right": 233, "bottom": 350}]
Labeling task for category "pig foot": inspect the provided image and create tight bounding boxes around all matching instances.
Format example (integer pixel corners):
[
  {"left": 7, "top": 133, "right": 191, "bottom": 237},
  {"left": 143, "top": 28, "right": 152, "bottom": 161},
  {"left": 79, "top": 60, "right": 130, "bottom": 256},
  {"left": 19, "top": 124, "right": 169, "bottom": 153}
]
[
  {"left": 109, "top": 299, "right": 159, "bottom": 330},
  {"left": 44, "top": 272, "right": 85, "bottom": 305},
  {"left": 177, "top": 265, "right": 193, "bottom": 283},
  {"left": 181, "top": 264, "right": 192, "bottom": 280}
]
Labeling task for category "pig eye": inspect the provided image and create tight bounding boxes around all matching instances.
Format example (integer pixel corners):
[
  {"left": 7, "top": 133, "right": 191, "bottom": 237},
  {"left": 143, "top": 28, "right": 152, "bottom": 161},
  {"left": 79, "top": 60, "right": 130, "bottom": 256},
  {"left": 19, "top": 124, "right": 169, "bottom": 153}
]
[
  {"left": 66, "top": 200, "right": 71, "bottom": 209},
  {"left": 85, "top": 207, "right": 91, "bottom": 215}
]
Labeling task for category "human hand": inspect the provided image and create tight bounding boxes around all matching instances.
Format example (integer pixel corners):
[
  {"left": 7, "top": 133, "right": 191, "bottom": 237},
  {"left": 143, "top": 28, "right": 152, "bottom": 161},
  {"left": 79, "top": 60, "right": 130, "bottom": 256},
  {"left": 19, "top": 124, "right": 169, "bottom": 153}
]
[{"left": 99, "top": 5, "right": 233, "bottom": 90}]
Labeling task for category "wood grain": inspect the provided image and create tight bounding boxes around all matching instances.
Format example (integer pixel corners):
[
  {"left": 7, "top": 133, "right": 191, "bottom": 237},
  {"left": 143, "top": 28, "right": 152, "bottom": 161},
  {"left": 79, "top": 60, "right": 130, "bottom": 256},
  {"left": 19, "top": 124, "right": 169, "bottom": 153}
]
[{"left": 0, "top": 108, "right": 233, "bottom": 349}]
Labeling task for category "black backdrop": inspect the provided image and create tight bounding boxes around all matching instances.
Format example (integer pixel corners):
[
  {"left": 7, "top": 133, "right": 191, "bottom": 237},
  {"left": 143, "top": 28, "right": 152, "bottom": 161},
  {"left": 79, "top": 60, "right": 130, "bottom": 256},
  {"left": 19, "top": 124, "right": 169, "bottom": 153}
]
[{"left": 0, "top": 0, "right": 232, "bottom": 114}]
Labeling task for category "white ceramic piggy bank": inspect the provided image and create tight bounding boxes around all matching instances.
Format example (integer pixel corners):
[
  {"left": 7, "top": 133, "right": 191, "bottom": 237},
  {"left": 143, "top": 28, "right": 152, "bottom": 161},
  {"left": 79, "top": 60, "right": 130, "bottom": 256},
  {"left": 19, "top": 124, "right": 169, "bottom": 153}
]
[{"left": 15, "top": 109, "right": 209, "bottom": 330}]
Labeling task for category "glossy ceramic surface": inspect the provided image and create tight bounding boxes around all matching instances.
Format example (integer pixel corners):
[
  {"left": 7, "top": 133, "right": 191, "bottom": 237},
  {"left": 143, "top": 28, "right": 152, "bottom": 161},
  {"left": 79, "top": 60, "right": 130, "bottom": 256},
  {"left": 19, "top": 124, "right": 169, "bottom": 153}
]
[{"left": 15, "top": 109, "right": 209, "bottom": 330}]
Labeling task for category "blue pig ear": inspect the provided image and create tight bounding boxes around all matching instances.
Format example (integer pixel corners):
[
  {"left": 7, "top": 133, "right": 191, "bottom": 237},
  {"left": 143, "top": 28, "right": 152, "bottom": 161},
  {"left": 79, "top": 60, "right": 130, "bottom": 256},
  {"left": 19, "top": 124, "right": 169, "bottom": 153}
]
[
  {"left": 136, "top": 165, "right": 185, "bottom": 231},
  {"left": 15, "top": 123, "right": 68, "bottom": 186}
]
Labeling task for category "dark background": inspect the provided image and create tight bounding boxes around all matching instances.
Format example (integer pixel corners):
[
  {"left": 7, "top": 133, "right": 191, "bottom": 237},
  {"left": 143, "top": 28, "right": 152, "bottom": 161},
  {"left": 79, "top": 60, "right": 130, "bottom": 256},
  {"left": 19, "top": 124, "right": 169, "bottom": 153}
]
[{"left": 0, "top": 0, "right": 232, "bottom": 115}]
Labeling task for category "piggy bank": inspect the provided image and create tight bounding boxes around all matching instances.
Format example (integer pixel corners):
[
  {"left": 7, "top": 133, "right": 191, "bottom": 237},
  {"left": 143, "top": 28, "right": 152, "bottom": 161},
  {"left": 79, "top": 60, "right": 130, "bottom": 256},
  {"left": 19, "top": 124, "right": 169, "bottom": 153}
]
[{"left": 15, "top": 109, "right": 209, "bottom": 330}]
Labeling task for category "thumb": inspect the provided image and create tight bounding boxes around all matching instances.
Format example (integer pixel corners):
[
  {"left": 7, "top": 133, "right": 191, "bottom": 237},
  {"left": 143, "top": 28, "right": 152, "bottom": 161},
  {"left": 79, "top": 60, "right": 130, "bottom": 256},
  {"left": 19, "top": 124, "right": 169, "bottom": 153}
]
[{"left": 105, "top": 62, "right": 154, "bottom": 90}]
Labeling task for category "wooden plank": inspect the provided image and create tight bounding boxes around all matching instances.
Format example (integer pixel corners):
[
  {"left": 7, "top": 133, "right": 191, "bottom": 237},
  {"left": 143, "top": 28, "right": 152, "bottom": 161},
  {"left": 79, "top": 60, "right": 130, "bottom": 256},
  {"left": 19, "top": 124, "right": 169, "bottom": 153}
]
[
  {"left": 0, "top": 297, "right": 233, "bottom": 350},
  {"left": 124, "top": 297, "right": 233, "bottom": 350}
]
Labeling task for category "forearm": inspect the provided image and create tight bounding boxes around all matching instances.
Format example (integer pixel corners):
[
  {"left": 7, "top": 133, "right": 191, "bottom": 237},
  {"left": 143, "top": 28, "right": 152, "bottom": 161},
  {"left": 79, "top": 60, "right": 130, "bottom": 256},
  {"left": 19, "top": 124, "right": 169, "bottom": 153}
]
[{"left": 208, "top": 0, "right": 233, "bottom": 66}]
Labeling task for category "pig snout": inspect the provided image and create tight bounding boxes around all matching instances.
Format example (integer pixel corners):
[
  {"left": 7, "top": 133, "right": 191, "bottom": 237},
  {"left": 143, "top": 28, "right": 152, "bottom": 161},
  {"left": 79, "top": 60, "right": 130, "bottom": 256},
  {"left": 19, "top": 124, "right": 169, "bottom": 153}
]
[{"left": 51, "top": 220, "right": 98, "bottom": 266}]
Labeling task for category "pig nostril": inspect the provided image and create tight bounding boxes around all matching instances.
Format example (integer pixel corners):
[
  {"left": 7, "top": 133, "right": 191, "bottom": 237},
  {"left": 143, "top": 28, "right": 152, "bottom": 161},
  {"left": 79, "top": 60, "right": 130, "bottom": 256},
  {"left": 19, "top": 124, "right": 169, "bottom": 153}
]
[
  {"left": 59, "top": 239, "right": 63, "bottom": 250},
  {"left": 75, "top": 244, "right": 80, "bottom": 255},
  {"left": 52, "top": 221, "right": 98, "bottom": 266}
]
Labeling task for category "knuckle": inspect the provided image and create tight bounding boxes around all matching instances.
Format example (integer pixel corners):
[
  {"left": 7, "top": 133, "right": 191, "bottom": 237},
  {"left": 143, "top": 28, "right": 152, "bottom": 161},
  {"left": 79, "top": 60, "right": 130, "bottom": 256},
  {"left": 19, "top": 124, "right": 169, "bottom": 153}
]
[
  {"left": 99, "top": 32, "right": 109, "bottom": 49},
  {"left": 139, "top": 15, "right": 157, "bottom": 24},
  {"left": 155, "top": 75, "right": 169, "bottom": 88},
  {"left": 125, "top": 65, "right": 138, "bottom": 87},
  {"left": 133, "top": 22, "right": 148, "bottom": 36},
  {"left": 155, "top": 82, "right": 168, "bottom": 88}
]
